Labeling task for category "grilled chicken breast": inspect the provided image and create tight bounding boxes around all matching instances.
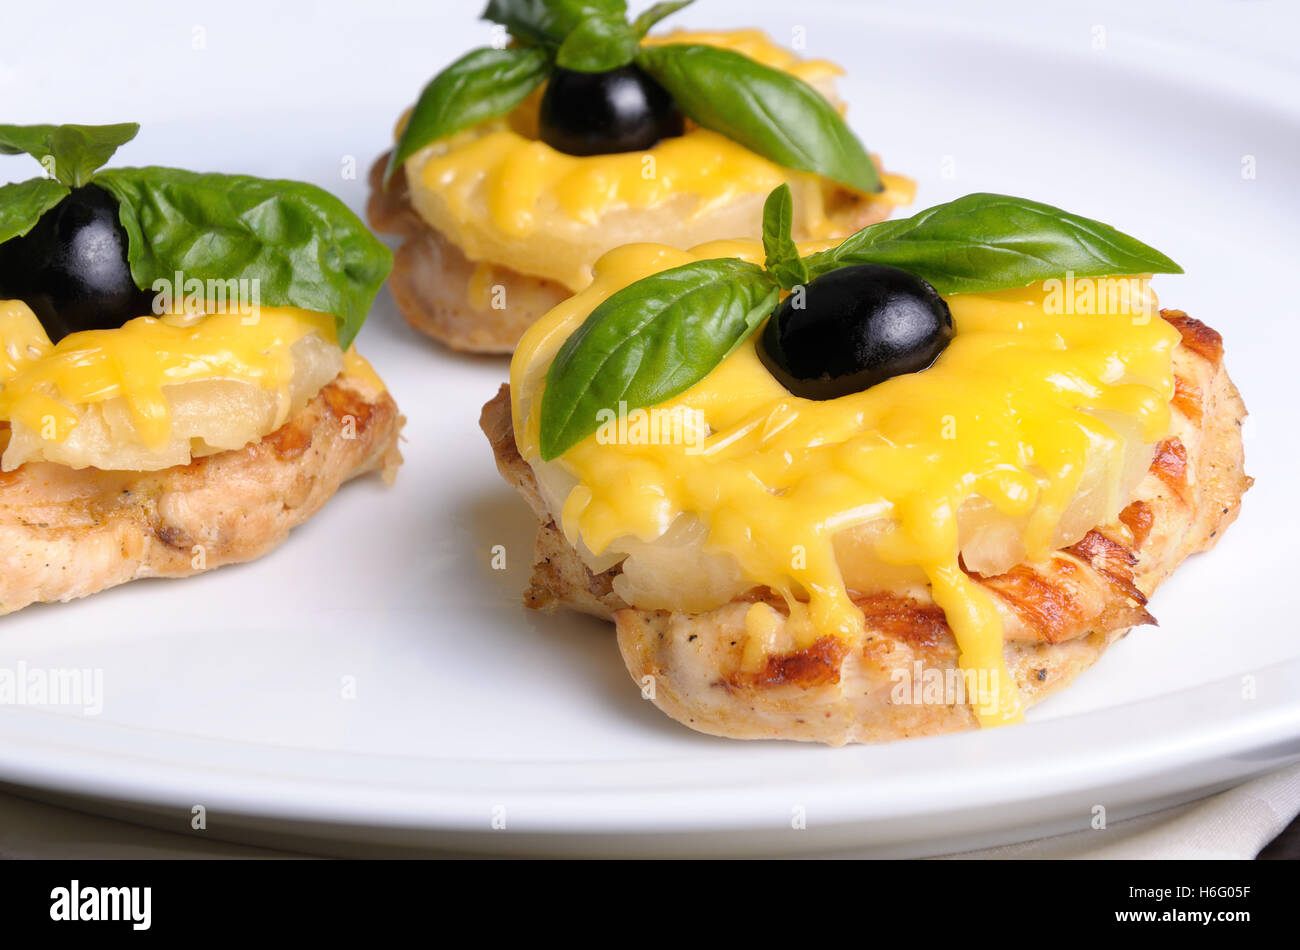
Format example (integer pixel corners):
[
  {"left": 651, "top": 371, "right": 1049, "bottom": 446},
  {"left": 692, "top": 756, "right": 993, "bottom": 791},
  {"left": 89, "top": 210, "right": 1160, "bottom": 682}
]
[
  {"left": 0, "top": 372, "right": 402, "bottom": 616},
  {"left": 368, "top": 156, "right": 571, "bottom": 354},
  {"left": 482, "top": 310, "right": 1250, "bottom": 744}
]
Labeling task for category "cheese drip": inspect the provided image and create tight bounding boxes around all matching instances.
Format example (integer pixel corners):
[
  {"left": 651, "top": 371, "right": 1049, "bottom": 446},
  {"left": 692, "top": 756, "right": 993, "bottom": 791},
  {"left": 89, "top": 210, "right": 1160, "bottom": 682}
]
[
  {"left": 403, "top": 28, "right": 913, "bottom": 292},
  {"left": 510, "top": 241, "right": 1179, "bottom": 727}
]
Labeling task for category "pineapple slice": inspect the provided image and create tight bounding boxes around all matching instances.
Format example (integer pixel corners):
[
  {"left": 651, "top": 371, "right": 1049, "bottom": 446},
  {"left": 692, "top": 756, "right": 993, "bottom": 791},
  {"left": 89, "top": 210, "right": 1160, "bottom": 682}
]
[{"left": 3, "top": 332, "right": 341, "bottom": 472}]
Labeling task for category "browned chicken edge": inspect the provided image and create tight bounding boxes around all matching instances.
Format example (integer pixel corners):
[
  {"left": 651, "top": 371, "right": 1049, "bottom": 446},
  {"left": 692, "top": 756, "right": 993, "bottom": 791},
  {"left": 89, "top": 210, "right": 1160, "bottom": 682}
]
[{"left": 0, "top": 373, "right": 404, "bottom": 616}]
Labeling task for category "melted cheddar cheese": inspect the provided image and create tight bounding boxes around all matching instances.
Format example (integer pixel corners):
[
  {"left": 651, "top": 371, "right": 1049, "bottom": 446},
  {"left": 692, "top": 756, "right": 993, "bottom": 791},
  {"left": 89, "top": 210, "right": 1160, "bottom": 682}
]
[
  {"left": 402, "top": 29, "right": 913, "bottom": 292},
  {"left": 510, "top": 241, "right": 1180, "bottom": 726},
  {"left": 0, "top": 300, "right": 369, "bottom": 471}
]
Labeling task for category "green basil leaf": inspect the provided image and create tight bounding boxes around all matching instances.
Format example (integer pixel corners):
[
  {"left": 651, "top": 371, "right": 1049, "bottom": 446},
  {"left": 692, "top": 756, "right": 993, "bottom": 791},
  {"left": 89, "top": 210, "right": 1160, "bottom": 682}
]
[
  {"left": 385, "top": 46, "right": 551, "bottom": 187},
  {"left": 0, "top": 124, "right": 59, "bottom": 159},
  {"left": 540, "top": 258, "right": 779, "bottom": 459},
  {"left": 0, "top": 122, "right": 139, "bottom": 186},
  {"left": 0, "top": 177, "right": 71, "bottom": 244},
  {"left": 631, "top": 0, "right": 693, "bottom": 38},
  {"left": 49, "top": 123, "right": 140, "bottom": 187},
  {"left": 482, "top": 0, "right": 627, "bottom": 45},
  {"left": 803, "top": 192, "right": 1183, "bottom": 293},
  {"left": 761, "top": 183, "right": 807, "bottom": 289},
  {"left": 95, "top": 167, "right": 392, "bottom": 350},
  {"left": 555, "top": 14, "right": 639, "bottom": 71},
  {"left": 636, "top": 44, "right": 881, "bottom": 194}
]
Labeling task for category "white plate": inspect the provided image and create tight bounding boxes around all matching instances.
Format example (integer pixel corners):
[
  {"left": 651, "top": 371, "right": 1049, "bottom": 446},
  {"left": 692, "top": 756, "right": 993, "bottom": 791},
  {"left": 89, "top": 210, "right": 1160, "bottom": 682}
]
[{"left": 0, "top": 0, "right": 1297, "bottom": 857}]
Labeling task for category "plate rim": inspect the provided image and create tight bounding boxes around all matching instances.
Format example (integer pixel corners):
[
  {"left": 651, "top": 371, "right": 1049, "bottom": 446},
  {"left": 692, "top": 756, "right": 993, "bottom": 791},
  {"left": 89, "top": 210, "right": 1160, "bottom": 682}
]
[{"left": 2, "top": 658, "right": 1296, "bottom": 834}]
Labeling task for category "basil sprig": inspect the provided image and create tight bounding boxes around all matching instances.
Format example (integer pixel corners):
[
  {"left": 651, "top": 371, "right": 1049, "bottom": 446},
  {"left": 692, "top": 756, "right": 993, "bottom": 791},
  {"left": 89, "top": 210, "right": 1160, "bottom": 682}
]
[
  {"left": 761, "top": 184, "right": 808, "bottom": 290},
  {"left": 804, "top": 193, "right": 1183, "bottom": 292},
  {"left": 540, "top": 258, "right": 779, "bottom": 459},
  {"left": 384, "top": 46, "right": 552, "bottom": 186},
  {"left": 635, "top": 44, "right": 881, "bottom": 194},
  {"left": 0, "top": 122, "right": 142, "bottom": 239},
  {"left": 483, "top": 0, "right": 629, "bottom": 45},
  {"left": 556, "top": 14, "right": 640, "bottom": 71},
  {"left": 387, "top": 0, "right": 882, "bottom": 195},
  {"left": 95, "top": 168, "right": 390, "bottom": 349},
  {"left": 2, "top": 123, "right": 392, "bottom": 349},
  {"left": 537, "top": 186, "right": 1183, "bottom": 459},
  {"left": 0, "top": 122, "right": 139, "bottom": 187}
]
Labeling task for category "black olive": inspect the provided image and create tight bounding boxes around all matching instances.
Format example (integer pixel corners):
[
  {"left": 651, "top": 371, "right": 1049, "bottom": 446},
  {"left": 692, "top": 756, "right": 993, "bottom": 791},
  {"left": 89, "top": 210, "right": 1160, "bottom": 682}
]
[
  {"left": 539, "top": 64, "right": 684, "bottom": 156},
  {"left": 758, "top": 263, "right": 954, "bottom": 400},
  {"left": 0, "top": 184, "right": 154, "bottom": 342}
]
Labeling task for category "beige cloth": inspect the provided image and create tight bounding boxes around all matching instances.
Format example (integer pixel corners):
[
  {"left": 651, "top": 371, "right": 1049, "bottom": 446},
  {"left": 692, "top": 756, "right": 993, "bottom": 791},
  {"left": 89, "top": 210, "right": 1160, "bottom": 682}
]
[
  {"left": 940, "top": 763, "right": 1300, "bottom": 859},
  {"left": 0, "top": 792, "right": 297, "bottom": 859},
  {"left": 1, "top": 765, "right": 1297, "bottom": 858}
]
